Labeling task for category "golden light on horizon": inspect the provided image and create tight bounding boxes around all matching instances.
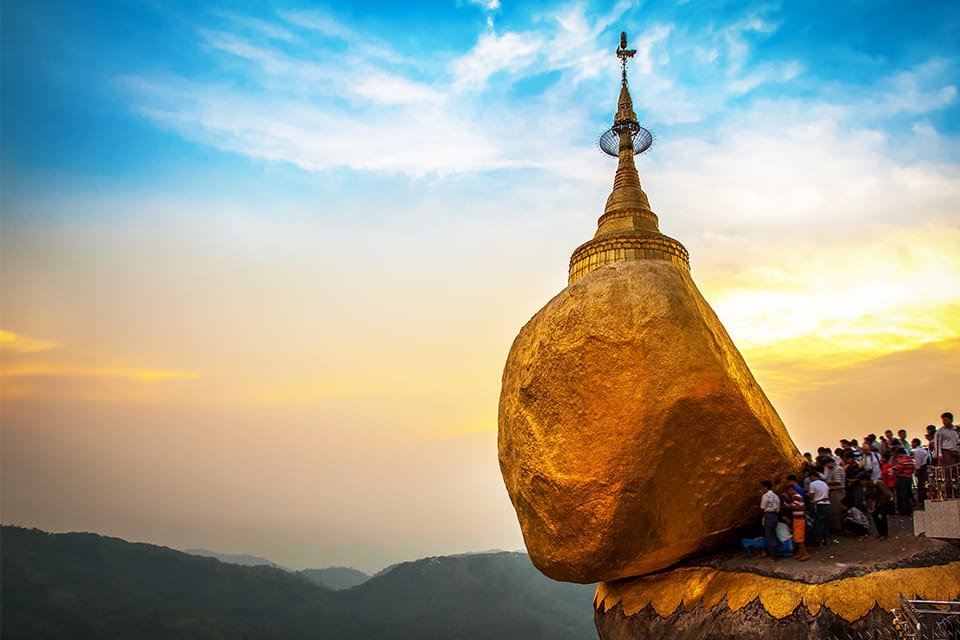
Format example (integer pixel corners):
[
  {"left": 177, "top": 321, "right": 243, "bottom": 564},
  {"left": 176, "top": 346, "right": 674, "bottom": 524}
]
[
  {"left": 707, "top": 225, "right": 960, "bottom": 395},
  {"left": 0, "top": 329, "right": 59, "bottom": 353}
]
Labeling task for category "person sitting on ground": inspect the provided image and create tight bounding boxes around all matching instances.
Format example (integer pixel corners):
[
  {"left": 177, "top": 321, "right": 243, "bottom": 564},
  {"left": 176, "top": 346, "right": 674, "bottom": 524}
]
[
  {"left": 741, "top": 536, "right": 766, "bottom": 558},
  {"left": 775, "top": 518, "right": 794, "bottom": 557},
  {"left": 841, "top": 495, "right": 870, "bottom": 538}
]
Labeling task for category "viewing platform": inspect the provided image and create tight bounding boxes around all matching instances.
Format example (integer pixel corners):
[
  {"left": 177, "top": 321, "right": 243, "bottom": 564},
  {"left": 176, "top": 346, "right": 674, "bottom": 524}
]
[{"left": 914, "top": 464, "right": 960, "bottom": 540}]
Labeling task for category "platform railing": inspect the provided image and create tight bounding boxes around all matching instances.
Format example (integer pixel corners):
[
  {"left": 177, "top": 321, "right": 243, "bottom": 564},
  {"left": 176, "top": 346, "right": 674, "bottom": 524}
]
[
  {"left": 927, "top": 464, "right": 960, "bottom": 502},
  {"left": 891, "top": 596, "right": 960, "bottom": 640}
]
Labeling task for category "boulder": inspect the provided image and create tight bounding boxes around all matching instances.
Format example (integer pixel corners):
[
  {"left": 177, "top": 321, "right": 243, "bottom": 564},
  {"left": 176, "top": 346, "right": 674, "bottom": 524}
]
[{"left": 498, "top": 259, "right": 801, "bottom": 583}]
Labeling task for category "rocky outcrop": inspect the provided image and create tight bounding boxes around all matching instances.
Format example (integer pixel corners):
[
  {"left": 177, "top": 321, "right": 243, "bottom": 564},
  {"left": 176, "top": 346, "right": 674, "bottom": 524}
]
[
  {"left": 595, "top": 599, "right": 894, "bottom": 640},
  {"left": 593, "top": 542, "right": 960, "bottom": 639}
]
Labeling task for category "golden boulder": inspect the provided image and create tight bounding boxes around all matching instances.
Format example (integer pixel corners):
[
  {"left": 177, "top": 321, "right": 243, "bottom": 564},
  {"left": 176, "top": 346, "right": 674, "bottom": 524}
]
[{"left": 498, "top": 260, "right": 800, "bottom": 583}]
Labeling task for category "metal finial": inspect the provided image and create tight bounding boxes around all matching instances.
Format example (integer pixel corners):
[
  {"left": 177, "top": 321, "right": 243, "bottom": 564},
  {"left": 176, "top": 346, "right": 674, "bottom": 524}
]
[
  {"left": 616, "top": 31, "right": 637, "bottom": 84},
  {"left": 598, "top": 31, "right": 652, "bottom": 158}
]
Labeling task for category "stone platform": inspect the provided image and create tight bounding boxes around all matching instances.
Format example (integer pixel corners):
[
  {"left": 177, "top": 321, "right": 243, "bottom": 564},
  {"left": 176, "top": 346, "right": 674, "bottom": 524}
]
[
  {"left": 915, "top": 501, "right": 960, "bottom": 539},
  {"left": 594, "top": 517, "right": 960, "bottom": 639}
]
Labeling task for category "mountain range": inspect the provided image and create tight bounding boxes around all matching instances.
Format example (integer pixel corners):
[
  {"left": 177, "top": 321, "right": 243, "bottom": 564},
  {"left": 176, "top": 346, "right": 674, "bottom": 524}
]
[
  {"left": 1, "top": 525, "right": 597, "bottom": 639},
  {"left": 183, "top": 548, "right": 283, "bottom": 569}
]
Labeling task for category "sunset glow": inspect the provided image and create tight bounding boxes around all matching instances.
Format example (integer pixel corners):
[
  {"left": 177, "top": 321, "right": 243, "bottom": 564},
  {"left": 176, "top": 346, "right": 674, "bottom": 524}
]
[{"left": 2, "top": 0, "right": 957, "bottom": 573}]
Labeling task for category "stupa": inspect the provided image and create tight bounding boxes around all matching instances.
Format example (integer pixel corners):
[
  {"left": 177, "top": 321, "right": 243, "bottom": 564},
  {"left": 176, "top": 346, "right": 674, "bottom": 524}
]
[
  {"left": 498, "top": 30, "right": 801, "bottom": 585},
  {"left": 497, "top": 32, "right": 960, "bottom": 638}
]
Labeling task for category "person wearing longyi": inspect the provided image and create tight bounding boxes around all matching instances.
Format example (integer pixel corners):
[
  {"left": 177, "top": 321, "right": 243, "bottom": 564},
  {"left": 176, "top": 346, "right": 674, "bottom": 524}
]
[{"left": 760, "top": 480, "right": 781, "bottom": 562}]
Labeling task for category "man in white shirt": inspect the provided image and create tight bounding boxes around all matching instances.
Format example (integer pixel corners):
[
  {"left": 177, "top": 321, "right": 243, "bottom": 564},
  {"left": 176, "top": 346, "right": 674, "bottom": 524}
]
[
  {"left": 935, "top": 412, "right": 959, "bottom": 468},
  {"left": 760, "top": 480, "right": 781, "bottom": 561},
  {"left": 861, "top": 443, "right": 882, "bottom": 481},
  {"left": 809, "top": 473, "right": 831, "bottom": 547}
]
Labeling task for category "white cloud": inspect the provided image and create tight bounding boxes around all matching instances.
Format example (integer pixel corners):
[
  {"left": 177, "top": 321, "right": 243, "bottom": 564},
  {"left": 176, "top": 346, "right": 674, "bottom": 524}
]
[
  {"left": 872, "top": 59, "right": 958, "bottom": 116},
  {"left": 279, "top": 8, "right": 353, "bottom": 40},
  {"left": 123, "top": 2, "right": 960, "bottom": 192},
  {"left": 467, "top": 0, "right": 501, "bottom": 10},
  {"left": 354, "top": 73, "right": 443, "bottom": 105},
  {"left": 450, "top": 31, "right": 543, "bottom": 91},
  {"left": 630, "top": 24, "right": 672, "bottom": 75},
  {"left": 727, "top": 60, "right": 802, "bottom": 95}
]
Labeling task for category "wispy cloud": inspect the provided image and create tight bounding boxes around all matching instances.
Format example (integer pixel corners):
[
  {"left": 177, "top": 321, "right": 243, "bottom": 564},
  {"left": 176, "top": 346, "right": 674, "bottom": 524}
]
[
  {"left": 873, "top": 58, "right": 958, "bottom": 116},
  {"left": 0, "top": 328, "right": 199, "bottom": 402},
  {"left": 0, "top": 363, "right": 199, "bottom": 381},
  {"left": 450, "top": 31, "right": 543, "bottom": 91},
  {"left": 467, "top": 0, "right": 501, "bottom": 11},
  {"left": 0, "top": 329, "right": 58, "bottom": 354},
  {"left": 124, "top": 2, "right": 822, "bottom": 177}
]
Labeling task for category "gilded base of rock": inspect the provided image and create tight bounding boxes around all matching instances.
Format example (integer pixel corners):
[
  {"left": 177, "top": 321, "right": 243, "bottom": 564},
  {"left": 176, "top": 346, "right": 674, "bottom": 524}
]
[{"left": 594, "top": 562, "right": 960, "bottom": 640}]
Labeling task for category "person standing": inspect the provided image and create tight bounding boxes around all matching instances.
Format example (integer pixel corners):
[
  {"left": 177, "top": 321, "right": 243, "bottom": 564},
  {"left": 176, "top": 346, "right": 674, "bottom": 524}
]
[
  {"left": 912, "top": 437, "right": 930, "bottom": 507},
  {"left": 893, "top": 447, "right": 915, "bottom": 516},
  {"left": 882, "top": 430, "right": 896, "bottom": 457},
  {"left": 850, "top": 439, "right": 863, "bottom": 461},
  {"left": 898, "top": 429, "right": 912, "bottom": 454},
  {"left": 881, "top": 453, "right": 896, "bottom": 490},
  {"left": 809, "top": 473, "right": 831, "bottom": 547},
  {"left": 862, "top": 475, "right": 893, "bottom": 540},
  {"left": 760, "top": 481, "right": 781, "bottom": 561},
  {"left": 861, "top": 443, "right": 882, "bottom": 480},
  {"left": 786, "top": 485, "right": 810, "bottom": 561},
  {"left": 824, "top": 457, "right": 846, "bottom": 533},
  {"left": 926, "top": 425, "right": 939, "bottom": 458},
  {"left": 935, "top": 412, "right": 959, "bottom": 468}
]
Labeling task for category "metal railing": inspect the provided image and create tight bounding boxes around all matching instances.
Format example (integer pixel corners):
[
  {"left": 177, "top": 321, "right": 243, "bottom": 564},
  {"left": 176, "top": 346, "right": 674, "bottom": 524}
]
[
  {"left": 927, "top": 464, "right": 960, "bottom": 502},
  {"left": 891, "top": 596, "right": 960, "bottom": 640},
  {"left": 819, "top": 598, "right": 960, "bottom": 640}
]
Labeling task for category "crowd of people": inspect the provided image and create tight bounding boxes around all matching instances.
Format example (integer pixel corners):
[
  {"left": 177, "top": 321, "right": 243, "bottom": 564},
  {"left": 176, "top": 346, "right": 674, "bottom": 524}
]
[{"left": 748, "top": 411, "right": 958, "bottom": 562}]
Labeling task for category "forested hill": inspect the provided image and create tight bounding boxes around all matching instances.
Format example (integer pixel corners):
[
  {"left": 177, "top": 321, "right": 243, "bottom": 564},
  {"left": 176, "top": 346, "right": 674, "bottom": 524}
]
[{"left": 1, "top": 525, "right": 596, "bottom": 640}]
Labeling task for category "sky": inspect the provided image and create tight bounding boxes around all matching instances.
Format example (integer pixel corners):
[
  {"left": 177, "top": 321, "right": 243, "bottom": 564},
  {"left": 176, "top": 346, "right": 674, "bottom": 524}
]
[{"left": 1, "top": 0, "right": 958, "bottom": 573}]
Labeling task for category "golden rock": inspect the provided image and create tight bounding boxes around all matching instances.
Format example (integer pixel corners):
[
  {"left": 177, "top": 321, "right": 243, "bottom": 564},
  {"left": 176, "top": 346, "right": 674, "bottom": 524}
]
[
  {"left": 498, "top": 260, "right": 800, "bottom": 583},
  {"left": 497, "top": 34, "right": 801, "bottom": 584}
]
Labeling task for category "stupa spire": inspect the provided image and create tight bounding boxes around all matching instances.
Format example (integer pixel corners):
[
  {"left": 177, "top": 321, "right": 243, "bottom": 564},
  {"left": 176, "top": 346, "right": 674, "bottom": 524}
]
[{"left": 567, "top": 32, "right": 689, "bottom": 284}]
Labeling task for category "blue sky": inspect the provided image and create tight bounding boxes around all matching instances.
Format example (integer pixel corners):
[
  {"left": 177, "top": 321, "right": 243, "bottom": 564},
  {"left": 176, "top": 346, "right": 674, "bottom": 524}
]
[
  {"left": 2, "top": 1, "right": 959, "bottom": 570},
  {"left": 4, "top": 0, "right": 958, "bottom": 192}
]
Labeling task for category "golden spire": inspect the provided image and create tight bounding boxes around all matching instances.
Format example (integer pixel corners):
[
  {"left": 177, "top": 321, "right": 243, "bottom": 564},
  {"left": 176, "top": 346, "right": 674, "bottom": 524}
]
[{"left": 568, "top": 32, "right": 689, "bottom": 284}]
